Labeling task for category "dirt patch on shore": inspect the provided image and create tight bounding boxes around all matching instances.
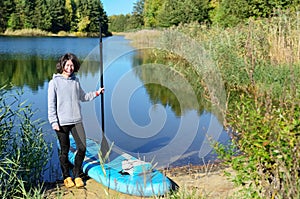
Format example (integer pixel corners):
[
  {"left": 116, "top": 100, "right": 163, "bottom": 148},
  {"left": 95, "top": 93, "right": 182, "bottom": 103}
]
[{"left": 45, "top": 165, "right": 240, "bottom": 199}]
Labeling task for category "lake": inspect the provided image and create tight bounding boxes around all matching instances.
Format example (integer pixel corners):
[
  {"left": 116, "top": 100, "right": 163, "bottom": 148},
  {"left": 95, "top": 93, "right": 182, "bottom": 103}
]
[{"left": 0, "top": 36, "right": 230, "bottom": 182}]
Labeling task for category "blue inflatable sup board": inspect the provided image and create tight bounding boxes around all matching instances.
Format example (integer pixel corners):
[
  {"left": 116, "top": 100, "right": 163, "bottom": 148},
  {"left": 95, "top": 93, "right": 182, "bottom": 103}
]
[{"left": 58, "top": 135, "right": 177, "bottom": 197}]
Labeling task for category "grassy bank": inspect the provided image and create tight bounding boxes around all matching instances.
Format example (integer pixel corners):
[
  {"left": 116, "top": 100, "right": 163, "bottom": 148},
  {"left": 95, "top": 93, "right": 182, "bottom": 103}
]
[
  {"left": 124, "top": 10, "right": 300, "bottom": 199},
  {"left": 1, "top": 28, "right": 101, "bottom": 37},
  {"left": 2, "top": 28, "right": 52, "bottom": 36}
]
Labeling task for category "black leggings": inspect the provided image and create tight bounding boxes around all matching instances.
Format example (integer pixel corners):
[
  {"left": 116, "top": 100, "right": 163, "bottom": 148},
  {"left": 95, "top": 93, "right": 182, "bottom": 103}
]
[{"left": 56, "top": 122, "right": 86, "bottom": 179}]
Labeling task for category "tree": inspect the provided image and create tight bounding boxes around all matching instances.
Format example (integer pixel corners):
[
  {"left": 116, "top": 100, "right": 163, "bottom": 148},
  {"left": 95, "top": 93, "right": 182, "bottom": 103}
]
[
  {"left": 184, "top": 0, "right": 210, "bottom": 23},
  {"left": 128, "top": 0, "right": 145, "bottom": 29},
  {"left": 63, "top": 0, "right": 76, "bottom": 31},
  {"left": 77, "top": 16, "right": 90, "bottom": 32},
  {"left": 75, "top": 0, "right": 86, "bottom": 32},
  {"left": 210, "top": 0, "right": 250, "bottom": 27},
  {"left": 108, "top": 14, "right": 130, "bottom": 32},
  {"left": 88, "top": 0, "right": 106, "bottom": 33},
  {"left": 75, "top": 0, "right": 107, "bottom": 34},
  {"left": 49, "top": 0, "right": 66, "bottom": 33},
  {"left": 7, "top": 13, "right": 21, "bottom": 30},
  {"left": 156, "top": 0, "right": 210, "bottom": 28},
  {"left": 0, "top": 0, "right": 16, "bottom": 32},
  {"left": 34, "top": 0, "right": 52, "bottom": 31},
  {"left": 7, "top": 0, "right": 24, "bottom": 30},
  {"left": 143, "top": 0, "right": 163, "bottom": 27},
  {"left": 9, "top": 0, "right": 36, "bottom": 29},
  {"left": 23, "top": 0, "right": 36, "bottom": 28},
  {"left": 157, "top": 0, "right": 182, "bottom": 27},
  {"left": 248, "top": 0, "right": 292, "bottom": 18}
]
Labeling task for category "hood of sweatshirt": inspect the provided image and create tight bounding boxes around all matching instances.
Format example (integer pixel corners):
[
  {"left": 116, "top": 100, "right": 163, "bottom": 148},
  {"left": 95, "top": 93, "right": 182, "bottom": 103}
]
[{"left": 52, "top": 73, "right": 76, "bottom": 80}]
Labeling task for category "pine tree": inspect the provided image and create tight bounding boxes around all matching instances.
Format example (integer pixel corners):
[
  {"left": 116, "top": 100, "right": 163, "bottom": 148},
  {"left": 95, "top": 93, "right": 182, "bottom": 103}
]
[
  {"left": 49, "top": 0, "right": 65, "bottom": 33},
  {"left": 0, "top": 0, "right": 16, "bottom": 32},
  {"left": 34, "top": 0, "right": 52, "bottom": 31},
  {"left": 23, "top": 0, "right": 36, "bottom": 28}
]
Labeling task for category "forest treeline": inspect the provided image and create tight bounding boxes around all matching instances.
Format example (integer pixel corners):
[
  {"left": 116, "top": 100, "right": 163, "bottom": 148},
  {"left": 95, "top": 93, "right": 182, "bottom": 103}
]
[
  {"left": 109, "top": 0, "right": 300, "bottom": 32},
  {"left": 1, "top": 0, "right": 299, "bottom": 34},
  {"left": 0, "top": 0, "right": 109, "bottom": 35}
]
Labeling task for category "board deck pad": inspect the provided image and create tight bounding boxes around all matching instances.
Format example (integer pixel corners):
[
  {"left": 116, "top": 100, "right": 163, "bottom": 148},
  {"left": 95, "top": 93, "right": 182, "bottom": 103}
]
[
  {"left": 60, "top": 135, "right": 177, "bottom": 196},
  {"left": 106, "top": 153, "right": 152, "bottom": 175}
]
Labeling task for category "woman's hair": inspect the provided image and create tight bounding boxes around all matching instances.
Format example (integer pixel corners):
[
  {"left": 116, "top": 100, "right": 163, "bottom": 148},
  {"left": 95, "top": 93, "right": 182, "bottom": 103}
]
[{"left": 56, "top": 53, "right": 81, "bottom": 73}]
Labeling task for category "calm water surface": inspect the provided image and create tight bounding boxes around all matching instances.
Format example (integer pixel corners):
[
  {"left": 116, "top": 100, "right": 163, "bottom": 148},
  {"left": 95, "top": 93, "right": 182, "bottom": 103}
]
[{"left": 0, "top": 36, "right": 230, "bottom": 182}]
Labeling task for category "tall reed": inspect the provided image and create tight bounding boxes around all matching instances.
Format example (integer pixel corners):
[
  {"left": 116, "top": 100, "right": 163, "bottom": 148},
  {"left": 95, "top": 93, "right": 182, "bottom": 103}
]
[
  {"left": 0, "top": 85, "right": 51, "bottom": 198},
  {"left": 188, "top": 11, "right": 300, "bottom": 199}
]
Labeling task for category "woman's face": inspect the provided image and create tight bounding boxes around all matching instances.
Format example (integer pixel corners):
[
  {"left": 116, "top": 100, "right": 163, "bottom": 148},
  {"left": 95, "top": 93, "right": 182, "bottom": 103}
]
[{"left": 62, "top": 60, "right": 74, "bottom": 77}]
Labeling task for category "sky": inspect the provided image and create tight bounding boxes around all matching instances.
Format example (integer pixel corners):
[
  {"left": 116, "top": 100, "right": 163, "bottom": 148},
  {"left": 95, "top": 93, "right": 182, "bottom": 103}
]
[{"left": 101, "top": 0, "right": 138, "bottom": 16}]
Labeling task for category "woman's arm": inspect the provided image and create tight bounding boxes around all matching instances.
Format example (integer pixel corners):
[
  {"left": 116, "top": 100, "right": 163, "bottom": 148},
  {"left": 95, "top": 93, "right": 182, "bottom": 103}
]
[
  {"left": 78, "top": 79, "right": 104, "bottom": 101},
  {"left": 48, "top": 80, "right": 59, "bottom": 130}
]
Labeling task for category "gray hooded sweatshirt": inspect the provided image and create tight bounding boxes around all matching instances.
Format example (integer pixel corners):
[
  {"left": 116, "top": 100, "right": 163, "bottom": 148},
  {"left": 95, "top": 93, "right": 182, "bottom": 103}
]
[{"left": 48, "top": 73, "right": 97, "bottom": 128}]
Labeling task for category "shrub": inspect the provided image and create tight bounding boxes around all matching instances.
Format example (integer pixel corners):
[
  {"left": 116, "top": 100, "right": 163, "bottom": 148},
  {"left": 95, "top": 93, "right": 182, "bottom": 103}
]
[{"left": 218, "top": 92, "right": 300, "bottom": 198}]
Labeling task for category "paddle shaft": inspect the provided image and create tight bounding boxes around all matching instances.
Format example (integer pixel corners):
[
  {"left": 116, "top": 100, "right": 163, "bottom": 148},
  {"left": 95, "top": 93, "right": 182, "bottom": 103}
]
[{"left": 99, "top": 21, "right": 105, "bottom": 135}]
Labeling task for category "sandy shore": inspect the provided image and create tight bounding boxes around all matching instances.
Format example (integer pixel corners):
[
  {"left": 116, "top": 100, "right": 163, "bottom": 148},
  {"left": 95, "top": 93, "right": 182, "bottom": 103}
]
[{"left": 45, "top": 164, "right": 239, "bottom": 199}]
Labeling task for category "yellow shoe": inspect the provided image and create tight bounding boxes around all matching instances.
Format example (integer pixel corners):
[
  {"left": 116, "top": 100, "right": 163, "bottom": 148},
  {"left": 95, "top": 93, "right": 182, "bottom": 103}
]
[
  {"left": 74, "top": 177, "right": 84, "bottom": 188},
  {"left": 63, "top": 177, "right": 75, "bottom": 188}
]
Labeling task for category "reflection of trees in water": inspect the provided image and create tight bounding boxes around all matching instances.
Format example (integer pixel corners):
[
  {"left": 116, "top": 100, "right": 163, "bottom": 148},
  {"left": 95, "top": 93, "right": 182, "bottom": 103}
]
[
  {"left": 132, "top": 49, "right": 211, "bottom": 117},
  {"left": 0, "top": 54, "right": 55, "bottom": 90},
  {"left": 0, "top": 54, "right": 99, "bottom": 91},
  {"left": 79, "top": 60, "right": 99, "bottom": 77}
]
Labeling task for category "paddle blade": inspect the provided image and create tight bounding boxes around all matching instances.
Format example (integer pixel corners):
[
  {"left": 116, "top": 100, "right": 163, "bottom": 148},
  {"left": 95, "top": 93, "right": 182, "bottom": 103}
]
[{"left": 100, "top": 135, "right": 110, "bottom": 161}]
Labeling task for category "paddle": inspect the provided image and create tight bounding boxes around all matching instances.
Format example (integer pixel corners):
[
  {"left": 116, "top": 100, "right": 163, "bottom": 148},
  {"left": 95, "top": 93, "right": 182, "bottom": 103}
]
[{"left": 99, "top": 20, "right": 109, "bottom": 159}]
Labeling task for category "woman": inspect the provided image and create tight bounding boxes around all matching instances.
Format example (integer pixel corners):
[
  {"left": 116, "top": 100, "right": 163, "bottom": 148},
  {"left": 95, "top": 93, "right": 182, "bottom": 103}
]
[{"left": 48, "top": 53, "right": 104, "bottom": 188}]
